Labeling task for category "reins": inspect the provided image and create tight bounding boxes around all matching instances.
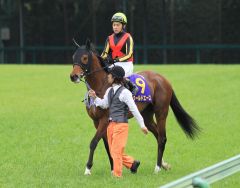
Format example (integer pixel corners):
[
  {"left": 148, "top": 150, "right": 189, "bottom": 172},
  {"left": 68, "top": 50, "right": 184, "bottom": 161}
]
[{"left": 76, "top": 53, "right": 109, "bottom": 103}]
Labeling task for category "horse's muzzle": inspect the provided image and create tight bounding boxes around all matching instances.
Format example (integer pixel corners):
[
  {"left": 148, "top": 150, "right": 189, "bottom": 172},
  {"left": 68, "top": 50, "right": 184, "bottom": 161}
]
[{"left": 70, "top": 74, "right": 80, "bottom": 83}]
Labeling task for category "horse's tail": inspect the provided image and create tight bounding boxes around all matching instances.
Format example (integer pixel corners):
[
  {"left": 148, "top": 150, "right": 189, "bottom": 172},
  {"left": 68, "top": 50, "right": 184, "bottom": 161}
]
[{"left": 170, "top": 90, "right": 200, "bottom": 139}]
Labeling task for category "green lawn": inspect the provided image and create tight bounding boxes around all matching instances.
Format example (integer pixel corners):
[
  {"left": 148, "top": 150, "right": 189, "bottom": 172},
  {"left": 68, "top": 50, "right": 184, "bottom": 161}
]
[{"left": 0, "top": 64, "right": 239, "bottom": 188}]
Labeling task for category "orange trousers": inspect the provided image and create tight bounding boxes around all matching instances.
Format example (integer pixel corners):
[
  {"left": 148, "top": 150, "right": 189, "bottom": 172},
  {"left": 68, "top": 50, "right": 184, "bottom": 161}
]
[{"left": 107, "top": 122, "right": 134, "bottom": 177}]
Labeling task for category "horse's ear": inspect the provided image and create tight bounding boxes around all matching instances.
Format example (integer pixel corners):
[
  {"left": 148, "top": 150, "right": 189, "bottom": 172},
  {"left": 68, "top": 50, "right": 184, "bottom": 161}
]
[
  {"left": 85, "top": 38, "right": 91, "bottom": 51},
  {"left": 72, "top": 38, "right": 80, "bottom": 47}
]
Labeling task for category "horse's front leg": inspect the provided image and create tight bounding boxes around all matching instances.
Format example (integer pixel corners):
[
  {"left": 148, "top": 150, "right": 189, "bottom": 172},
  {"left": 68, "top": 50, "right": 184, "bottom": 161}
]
[
  {"left": 84, "top": 133, "right": 101, "bottom": 175},
  {"left": 84, "top": 118, "right": 109, "bottom": 175}
]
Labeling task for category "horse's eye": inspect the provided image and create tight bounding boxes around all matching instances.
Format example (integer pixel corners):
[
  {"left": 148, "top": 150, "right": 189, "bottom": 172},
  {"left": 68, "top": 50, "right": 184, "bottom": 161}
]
[{"left": 81, "top": 55, "right": 88, "bottom": 64}]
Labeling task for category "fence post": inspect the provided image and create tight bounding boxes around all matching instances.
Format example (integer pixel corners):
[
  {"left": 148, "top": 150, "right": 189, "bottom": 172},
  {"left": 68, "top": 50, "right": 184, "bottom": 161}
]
[
  {"left": 33, "top": 49, "right": 36, "bottom": 64},
  {"left": 196, "top": 48, "right": 201, "bottom": 64},
  {"left": 0, "top": 40, "right": 4, "bottom": 64},
  {"left": 135, "top": 49, "right": 139, "bottom": 64},
  {"left": 192, "top": 177, "right": 209, "bottom": 188}
]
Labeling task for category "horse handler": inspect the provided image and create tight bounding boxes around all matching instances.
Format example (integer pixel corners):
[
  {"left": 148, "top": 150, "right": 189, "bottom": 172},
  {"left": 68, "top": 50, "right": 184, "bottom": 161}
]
[{"left": 89, "top": 66, "right": 148, "bottom": 178}]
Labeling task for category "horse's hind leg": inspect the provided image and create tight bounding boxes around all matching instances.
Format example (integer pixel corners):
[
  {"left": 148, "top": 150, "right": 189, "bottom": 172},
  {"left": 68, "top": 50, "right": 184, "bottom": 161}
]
[
  {"left": 142, "top": 107, "right": 158, "bottom": 139},
  {"left": 142, "top": 107, "right": 170, "bottom": 173},
  {"left": 154, "top": 108, "right": 171, "bottom": 172}
]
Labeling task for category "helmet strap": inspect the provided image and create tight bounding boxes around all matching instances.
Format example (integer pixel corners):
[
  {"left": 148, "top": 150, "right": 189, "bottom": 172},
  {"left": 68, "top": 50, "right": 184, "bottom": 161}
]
[{"left": 122, "top": 25, "right": 126, "bottom": 31}]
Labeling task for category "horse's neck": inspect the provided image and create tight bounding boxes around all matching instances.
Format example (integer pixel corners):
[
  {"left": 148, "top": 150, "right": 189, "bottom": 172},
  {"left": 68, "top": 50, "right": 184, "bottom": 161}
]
[
  {"left": 92, "top": 76, "right": 109, "bottom": 97},
  {"left": 86, "top": 57, "right": 109, "bottom": 98}
]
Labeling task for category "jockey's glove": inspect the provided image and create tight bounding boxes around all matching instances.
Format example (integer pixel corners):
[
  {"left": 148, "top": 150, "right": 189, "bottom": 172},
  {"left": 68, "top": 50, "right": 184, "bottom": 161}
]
[
  {"left": 108, "top": 57, "right": 118, "bottom": 64},
  {"left": 114, "top": 58, "right": 119, "bottom": 63}
]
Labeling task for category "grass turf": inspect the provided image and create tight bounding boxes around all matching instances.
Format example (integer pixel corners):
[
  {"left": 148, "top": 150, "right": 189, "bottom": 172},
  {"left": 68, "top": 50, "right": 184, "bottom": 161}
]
[{"left": 0, "top": 64, "right": 239, "bottom": 187}]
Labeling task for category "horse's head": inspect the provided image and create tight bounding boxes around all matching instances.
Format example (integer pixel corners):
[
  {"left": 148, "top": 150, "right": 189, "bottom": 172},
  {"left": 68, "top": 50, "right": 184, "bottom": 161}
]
[{"left": 70, "top": 39, "right": 95, "bottom": 83}]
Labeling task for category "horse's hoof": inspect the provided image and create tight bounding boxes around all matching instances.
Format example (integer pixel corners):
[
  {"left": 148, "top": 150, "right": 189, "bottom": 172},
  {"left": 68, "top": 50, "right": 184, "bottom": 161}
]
[
  {"left": 154, "top": 165, "right": 161, "bottom": 174},
  {"left": 162, "top": 162, "right": 171, "bottom": 170},
  {"left": 84, "top": 167, "right": 91, "bottom": 175}
]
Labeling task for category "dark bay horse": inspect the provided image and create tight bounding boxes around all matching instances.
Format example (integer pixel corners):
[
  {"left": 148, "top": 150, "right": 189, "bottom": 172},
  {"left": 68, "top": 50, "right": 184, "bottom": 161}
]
[{"left": 70, "top": 40, "right": 200, "bottom": 175}]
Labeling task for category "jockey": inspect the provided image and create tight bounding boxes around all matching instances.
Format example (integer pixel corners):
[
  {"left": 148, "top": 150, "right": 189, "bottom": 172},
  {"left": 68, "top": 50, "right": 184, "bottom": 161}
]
[{"left": 101, "top": 12, "right": 138, "bottom": 95}]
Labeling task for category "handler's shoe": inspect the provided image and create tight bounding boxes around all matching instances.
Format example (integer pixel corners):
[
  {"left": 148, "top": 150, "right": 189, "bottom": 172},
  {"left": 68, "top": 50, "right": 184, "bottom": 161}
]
[{"left": 130, "top": 160, "right": 140, "bottom": 174}]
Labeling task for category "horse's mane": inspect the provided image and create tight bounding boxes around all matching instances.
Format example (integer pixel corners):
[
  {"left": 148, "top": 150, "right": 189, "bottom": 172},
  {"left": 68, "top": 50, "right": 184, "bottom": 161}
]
[
  {"left": 89, "top": 44, "right": 109, "bottom": 73},
  {"left": 89, "top": 43, "right": 99, "bottom": 55}
]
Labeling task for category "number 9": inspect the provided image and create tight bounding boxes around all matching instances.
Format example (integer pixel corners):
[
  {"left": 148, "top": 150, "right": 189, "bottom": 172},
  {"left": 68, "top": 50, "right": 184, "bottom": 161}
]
[{"left": 135, "top": 78, "right": 145, "bottom": 94}]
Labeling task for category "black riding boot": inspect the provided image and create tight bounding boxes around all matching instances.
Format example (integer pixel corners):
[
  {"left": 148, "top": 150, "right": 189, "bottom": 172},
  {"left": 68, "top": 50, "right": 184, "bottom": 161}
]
[{"left": 124, "top": 78, "right": 139, "bottom": 95}]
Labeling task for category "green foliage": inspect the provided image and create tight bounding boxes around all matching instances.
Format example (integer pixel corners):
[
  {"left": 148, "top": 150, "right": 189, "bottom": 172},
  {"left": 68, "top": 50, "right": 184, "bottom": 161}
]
[
  {"left": 0, "top": 65, "right": 239, "bottom": 187},
  {"left": 1, "top": 0, "right": 240, "bottom": 46},
  {"left": 2, "top": 0, "right": 240, "bottom": 64}
]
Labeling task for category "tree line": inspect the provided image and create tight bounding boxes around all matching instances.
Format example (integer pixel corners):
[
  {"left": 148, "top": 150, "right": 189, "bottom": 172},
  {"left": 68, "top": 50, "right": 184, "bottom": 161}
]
[{"left": 1, "top": 0, "right": 240, "bottom": 63}]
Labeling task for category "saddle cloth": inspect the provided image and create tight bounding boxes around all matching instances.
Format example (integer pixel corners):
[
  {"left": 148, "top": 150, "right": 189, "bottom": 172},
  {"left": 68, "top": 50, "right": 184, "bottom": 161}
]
[{"left": 127, "top": 74, "right": 152, "bottom": 102}]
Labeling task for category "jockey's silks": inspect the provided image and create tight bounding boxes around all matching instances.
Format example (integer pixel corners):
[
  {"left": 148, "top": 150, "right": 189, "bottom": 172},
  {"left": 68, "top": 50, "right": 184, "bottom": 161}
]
[{"left": 109, "top": 32, "right": 133, "bottom": 62}]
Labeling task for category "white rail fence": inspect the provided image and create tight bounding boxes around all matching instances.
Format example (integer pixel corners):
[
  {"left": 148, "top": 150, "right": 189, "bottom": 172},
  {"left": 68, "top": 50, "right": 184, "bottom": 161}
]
[{"left": 160, "top": 154, "right": 240, "bottom": 188}]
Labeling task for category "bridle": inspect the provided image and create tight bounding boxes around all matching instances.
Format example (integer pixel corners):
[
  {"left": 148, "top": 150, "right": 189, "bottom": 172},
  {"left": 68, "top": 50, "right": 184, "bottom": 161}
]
[
  {"left": 71, "top": 40, "right": 110, "bottom": 106},
  {"left": 73, "top": 50, "right": 93, "bottom": 77},
  {"left": 72, "top": 49, "right": 110, "bottom": 106},
  {"left": 73, "top": 49, "right": 110, "bottom": 78}
]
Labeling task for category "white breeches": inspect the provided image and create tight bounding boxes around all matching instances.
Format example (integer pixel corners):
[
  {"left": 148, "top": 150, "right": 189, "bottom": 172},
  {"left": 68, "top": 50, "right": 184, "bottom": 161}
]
[{"left": 110, "top": 61, "right": 133, "bottom": 77}]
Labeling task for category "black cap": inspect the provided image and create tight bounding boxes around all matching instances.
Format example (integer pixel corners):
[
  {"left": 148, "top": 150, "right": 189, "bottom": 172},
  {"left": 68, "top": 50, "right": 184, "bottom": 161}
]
[{"left": 110, "top": 66, "right": 125, "bottom": 79}]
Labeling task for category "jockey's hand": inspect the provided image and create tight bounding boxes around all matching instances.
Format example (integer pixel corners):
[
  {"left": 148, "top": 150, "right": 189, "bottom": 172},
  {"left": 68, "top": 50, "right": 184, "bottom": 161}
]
[
  {"left": 141, "top": 126, "right": 148, "bottom": 135},
  {"left": 113, "top": 58, "right": 119, "bottom": 63},
  {"left": 88, "top": 89, "right": 97, "bottom": 99},
  {"left": 108, "top": 58, "right": 118, "bottom": 64},
  {"left": 103, "top": 58, "right": 110, "bottom": 65}
]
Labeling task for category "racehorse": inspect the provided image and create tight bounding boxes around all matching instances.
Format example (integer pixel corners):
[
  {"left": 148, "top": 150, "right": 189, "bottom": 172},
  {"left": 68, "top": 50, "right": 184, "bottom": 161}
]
[{"left": 70, "top": 39, "right": 200, "bottom": 175}]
